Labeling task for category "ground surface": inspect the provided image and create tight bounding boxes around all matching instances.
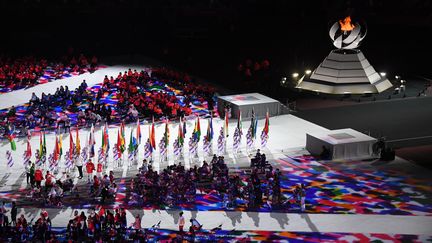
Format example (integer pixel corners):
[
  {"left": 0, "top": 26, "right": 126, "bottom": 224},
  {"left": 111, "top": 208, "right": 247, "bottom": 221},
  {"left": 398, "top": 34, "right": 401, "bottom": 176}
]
[
  {"left": 296, "top": 96, "right": 432, "bottom": 149},
  {"left": 1, "top": 66, "right": 431, "bottom": 241}
]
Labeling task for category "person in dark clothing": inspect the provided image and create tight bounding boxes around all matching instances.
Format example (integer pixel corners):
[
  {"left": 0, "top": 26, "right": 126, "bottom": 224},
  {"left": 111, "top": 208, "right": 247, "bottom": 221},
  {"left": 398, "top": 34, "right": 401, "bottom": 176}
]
[
  {"left": 11, "top": 202, "right": 17, "bottom": 226},
  {"left": 320, "top": 145, "right": 331, "bottom": 160}
]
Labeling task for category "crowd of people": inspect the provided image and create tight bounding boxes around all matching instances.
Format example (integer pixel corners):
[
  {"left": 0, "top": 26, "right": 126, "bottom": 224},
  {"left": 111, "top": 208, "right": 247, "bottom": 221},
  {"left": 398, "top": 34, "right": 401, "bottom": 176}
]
[
  {"left": 236, "top": 58, "right": 271, "bottom": 90},
  {"left": 130, "top": 151, "right": 306, "bottom": 211},
  {"left": 0, "top": 67, "right": 215, "bottom": 138},
  {"left": 0, "top": 51, "right": 98, "bottom": 93},
  {"left": 0, "top": 204, "right": 220, "bottom": 242},
  {"left": 20, "top": 155, "right": 118, "bottom": 208}
]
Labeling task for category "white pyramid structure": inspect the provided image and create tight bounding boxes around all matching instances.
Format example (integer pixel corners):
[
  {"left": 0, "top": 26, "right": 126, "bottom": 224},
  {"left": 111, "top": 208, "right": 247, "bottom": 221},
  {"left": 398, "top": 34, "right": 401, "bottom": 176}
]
[
  {"left": 296, "top": 49, "right": 393, "bottom": 94},
  {"left": 296, "top": 17, "right": 393, "bottom": 94}
]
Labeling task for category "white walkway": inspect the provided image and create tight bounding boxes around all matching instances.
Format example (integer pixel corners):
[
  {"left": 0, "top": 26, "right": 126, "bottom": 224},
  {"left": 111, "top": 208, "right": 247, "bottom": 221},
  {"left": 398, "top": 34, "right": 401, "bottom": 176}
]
[{"left": 7, "top": 207, "right": 432, "bottom": 235}]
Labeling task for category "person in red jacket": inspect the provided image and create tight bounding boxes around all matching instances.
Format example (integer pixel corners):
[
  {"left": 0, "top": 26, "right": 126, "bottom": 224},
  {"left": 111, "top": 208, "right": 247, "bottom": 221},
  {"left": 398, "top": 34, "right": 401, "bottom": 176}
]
[
  {"left": 96, "top": 162, "right": 103, "bottom": 178},
  {"left": 45, "top": 171, "right": 54, "bottom": 193},
  {"left": 86, "top": 160, "right": 95, "bottom": 183},
  {"left": 34, "top": 168, "right": 44, "bottom": 188}
]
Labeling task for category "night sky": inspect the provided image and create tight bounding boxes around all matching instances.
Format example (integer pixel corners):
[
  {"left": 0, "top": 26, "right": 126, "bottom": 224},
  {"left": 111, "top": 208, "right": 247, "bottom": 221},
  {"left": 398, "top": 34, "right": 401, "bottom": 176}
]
[{"left": 1, "top": 0, "right": 431, "bottom": 79}]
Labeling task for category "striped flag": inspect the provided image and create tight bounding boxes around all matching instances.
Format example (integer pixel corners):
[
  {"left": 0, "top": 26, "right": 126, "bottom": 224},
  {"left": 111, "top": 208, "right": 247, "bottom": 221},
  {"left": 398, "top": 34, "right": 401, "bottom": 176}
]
[
  {"left": 246, "top": 127, "right": 253, "bottom": 149},
  {"left": 65, "top": 151, "right": 72, "bottom": 169},
  {"left": 7, "top": 150, "right": 14, "bottom": 167},
  {"left": 144, "top": 139, "right": 153, "bottom": 158},
  {"left": 173, "top": 138, "right": 180, "bottom": 157},
  {"left": 218, "top": 127, "right": 225, "bottom": 155},
  {"left": 113, "top": 145, "right": 120, "bottom": 163}
]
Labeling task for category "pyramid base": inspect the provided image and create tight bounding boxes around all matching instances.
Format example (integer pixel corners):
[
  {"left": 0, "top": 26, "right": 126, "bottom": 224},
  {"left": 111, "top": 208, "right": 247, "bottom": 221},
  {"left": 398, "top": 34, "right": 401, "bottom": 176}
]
[{"left": 296, "top": 49, "right": 392, "bottom": 95}]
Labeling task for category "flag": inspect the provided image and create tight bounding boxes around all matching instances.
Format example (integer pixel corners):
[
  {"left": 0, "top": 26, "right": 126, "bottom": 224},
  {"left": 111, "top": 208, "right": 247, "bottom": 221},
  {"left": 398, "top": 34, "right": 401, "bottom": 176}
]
[
  {"left": 69, "top": 130, "right": 74, "bottom": 160},
  {"left": 251, "top": 108, "right": 258, "bottom": 139},
  {"left": 59, "top": 133, "right": 63, "bottom": 157},
  {"left": 178, "top": 118, "right": 184, "bottom": 146},
  {"left": 102, "top": 123, "right": 109, "bottom": 154},
  {"left": 137, "top": 118, "right": 141, "bottom": 145},
  {"left": 116, "top": 129, "right": 122, "bottom": 158},
  {"left": 101, "top": 125, "right": 106, "bottom": 153},
  {"left": 120, "top": 122, "right": 126, "bottom": 153},
  {"left": 105, "top": 123, "right": 110, "bottom": 153},
  {"left": 6, "top": 124, "right": 16, "bottom": 151},
  {"left": 128, "top": 129, "right": 137, "bottom": 153},
  {"left": 224, "top": 111, "right": 229, "bottom": 137},
  {"left": 237, "top": 110, "right": 243, "bottom": 136},
  {"left": 26, "top": 137, "right": 32, "bottom": 158},
  {"left": 54, "top": 135, "right": 60, "bottom": 161},
  {"left": 163, "top": 120, "right": 170, "bottom": 148},
  {"left": 182, "top": 117, "right": 187, "bottom": 137},
  {"left": 89, "top": 124, "right": 95, "bottom": 157},
  {"left": 206, "top": 117, "right": 213, "bottom": 142},
  {"left": 144, "top": 138, "right": 153, "bottom": 158},
  {"left": 263, "top": 110, "right": 270, "bottom": 135},
  {"left": 150, "top": 117, "right": 156, "bottom": 150},
  {"left": 39, "top": 132, "right": 44, "bottom": 157},
  {"left": 193, "top": 117, "right": 201, "bottom": 141},
  {"left": 75, "top": 127, "right": 81, "bottom": 155},
  {"left": 6, "top": 151, "right": 13, "bottom": 167},
  {"left": 43, "top": 131, "right": 47, "bottom": 155}
]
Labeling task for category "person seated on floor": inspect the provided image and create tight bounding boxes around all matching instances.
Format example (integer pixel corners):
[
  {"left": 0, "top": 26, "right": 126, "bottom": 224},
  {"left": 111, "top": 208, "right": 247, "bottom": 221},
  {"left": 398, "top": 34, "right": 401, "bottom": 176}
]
[
  {"left": 127, "top": 104, "right": 139, "bottom": 121},
  {"left": 189, "top": 218, "right": 203, "bottom": 231},
  {"left": 320, "top": 145, "right": 331, "bottom": 160}
]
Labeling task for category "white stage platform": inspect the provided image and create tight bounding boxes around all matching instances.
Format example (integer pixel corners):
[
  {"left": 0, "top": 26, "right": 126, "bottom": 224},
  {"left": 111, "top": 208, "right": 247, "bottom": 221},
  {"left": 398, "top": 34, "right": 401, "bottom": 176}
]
[
  {"left": 217, "top": 93, "right": 281, "bottom": 119},
  {"left": 306, "top": 128, "right": 377, "bottom": 160}
]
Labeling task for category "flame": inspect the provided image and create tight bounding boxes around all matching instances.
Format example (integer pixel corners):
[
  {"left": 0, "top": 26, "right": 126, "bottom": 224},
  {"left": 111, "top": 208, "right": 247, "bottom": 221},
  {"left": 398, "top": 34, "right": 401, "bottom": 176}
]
[{"left": 339, "top": 16, "right": 355, "bottom": 32}]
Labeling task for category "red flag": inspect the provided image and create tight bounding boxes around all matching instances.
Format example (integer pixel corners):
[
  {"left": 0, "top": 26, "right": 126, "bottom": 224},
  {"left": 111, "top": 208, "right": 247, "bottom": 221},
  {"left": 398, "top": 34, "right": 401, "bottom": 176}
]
[
  {"left": 150, "top": 117, "right": 156, "bottom": 149},
  {"left": 54, "top": 135, "right": 60, "bottom": 161},
  {"left": 26, "top": 138, "right": 32, "bottom": 158},
  {"left": 117, "top": 129, "right": 122, "bottom": 157},
  {"left": 69, "top": 130, "right": 74, "bottom": 160},
  {"left": 263, "top": 111, "right": 270, "bottom": 135}
]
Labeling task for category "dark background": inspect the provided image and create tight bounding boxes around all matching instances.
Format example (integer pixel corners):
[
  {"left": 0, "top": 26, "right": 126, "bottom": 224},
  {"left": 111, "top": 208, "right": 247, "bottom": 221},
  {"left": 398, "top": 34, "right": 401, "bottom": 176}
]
[
  {"left": 1, "top": 0, "right": 431, "bottom": 164},
  {"left": 1, "top": 0, "right": 431, "bottom": 86}
]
